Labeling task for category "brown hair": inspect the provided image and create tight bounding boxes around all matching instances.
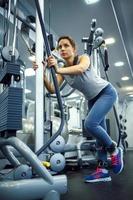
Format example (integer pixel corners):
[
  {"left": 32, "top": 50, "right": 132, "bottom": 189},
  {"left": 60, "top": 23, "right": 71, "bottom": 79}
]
[{"left": 57, "top": 35, "right": 76, "bottom": 50}]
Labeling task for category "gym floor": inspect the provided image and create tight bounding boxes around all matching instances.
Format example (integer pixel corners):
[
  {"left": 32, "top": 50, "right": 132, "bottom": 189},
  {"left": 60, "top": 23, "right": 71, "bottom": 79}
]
[{"left": 61, "top": 150, "right": 133, "bottom": 200}]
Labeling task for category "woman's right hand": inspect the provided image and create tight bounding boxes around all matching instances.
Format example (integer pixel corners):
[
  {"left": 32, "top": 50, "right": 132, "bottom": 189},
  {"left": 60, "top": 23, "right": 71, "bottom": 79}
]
[
  {"left": 32, "top": 61, "right": 47, "bottom": 73},
  {"left": 32, "top": 61, "right": 38, "bottom": 71}
]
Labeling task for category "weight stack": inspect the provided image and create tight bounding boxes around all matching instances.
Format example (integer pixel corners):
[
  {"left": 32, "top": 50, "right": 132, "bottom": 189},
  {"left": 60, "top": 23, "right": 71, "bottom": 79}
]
[
  {"left": 0, "top": 86, "right": 23, "bottom": 133},
  {"left": 0, "top": 62, "right": 20, "bottom": 84}
]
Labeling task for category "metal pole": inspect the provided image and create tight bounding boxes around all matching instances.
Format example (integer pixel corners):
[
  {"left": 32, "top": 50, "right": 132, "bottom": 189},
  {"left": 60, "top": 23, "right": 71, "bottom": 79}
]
[
  {"left": 110, "top": 0, "right": 133, "bottom": 79},
  {"left": 35, "top": 0, "right": 44, "bottom": 152},
  {"left": 12, "top": 0, "right": 17, "bottom": 56},
  {"left": 6, "top": 0, "right": 11, "bottom": 46}
]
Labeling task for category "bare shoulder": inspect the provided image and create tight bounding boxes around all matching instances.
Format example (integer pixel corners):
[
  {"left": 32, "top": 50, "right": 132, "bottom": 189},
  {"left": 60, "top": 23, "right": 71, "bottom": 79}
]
[
  {"left": 79, "top": 54, "right": 90, "bottom": 67},
  {"left": 79, "top": 54, "right": 90, "bottom": 60}
]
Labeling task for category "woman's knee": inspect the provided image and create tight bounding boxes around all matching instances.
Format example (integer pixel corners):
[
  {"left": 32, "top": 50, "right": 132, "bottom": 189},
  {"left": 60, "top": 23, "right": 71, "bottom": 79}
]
[{"left": 84, "top": 119, "right": 96, "bottom": 132}]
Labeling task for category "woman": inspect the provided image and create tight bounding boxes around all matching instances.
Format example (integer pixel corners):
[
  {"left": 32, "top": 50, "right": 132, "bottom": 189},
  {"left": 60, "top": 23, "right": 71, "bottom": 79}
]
[{"left": 33, "top": 35, "right": 124, "bottom": 183}]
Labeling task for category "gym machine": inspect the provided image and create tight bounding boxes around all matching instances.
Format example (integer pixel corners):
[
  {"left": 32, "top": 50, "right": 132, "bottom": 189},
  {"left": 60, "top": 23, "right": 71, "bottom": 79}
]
[
  {"left": 0, "top": 1, "right": 67, "bottom": 199},
  {"left": 12, "top": 0, "right": 76, "bottom": 172}
]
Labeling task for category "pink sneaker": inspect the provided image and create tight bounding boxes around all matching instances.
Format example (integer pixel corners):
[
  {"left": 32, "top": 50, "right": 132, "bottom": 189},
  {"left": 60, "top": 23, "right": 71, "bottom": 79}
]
[{"left": 84, "top": 167, "right": 111, "bottom": 183}]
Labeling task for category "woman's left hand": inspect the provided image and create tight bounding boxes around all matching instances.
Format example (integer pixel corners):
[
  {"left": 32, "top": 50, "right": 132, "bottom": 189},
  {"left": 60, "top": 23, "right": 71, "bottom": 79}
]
[
  {"left": 47, "top": 56, "right": 59, "bottom": 72},
  {"left": 47, "top": 56, "right": 57, "bottom": 67}
]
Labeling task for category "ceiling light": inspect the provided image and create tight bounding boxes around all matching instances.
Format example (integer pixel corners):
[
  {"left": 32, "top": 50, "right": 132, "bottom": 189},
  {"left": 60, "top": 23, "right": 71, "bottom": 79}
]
[
  {"left": 84, "top": 0, "right": 100, "bottom": 5},
  {"left": 25, "top": 89, "right": 32, "bottom": 94},
  {"left": 25, "top": 68, "right": 35, "bottom": 77},
  {"left": 128, "top": 94, "right": 133, "bottom": 98},
  {"left": 121, "top": 76, "right": 130, "bottom": 81},
  {"left": 114, "top": 61, "right": 124, "bottom": 67},
  {"left": 105, "top": 37, "right": 115, "bottom": 45},
  {"left": 125, "top": 86, "right": 133, "bottom": 91}
]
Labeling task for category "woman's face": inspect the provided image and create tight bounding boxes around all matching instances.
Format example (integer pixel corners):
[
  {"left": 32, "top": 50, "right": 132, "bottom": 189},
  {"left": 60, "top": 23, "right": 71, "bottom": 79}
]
[{"left": 58, "top": 39, "right": 76, "bottom": 59}]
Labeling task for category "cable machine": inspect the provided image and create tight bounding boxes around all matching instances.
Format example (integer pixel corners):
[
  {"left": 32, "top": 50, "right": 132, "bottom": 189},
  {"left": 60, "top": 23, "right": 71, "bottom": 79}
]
[{"left": 0, "top": 1, "right": 67, "bottom": 199}]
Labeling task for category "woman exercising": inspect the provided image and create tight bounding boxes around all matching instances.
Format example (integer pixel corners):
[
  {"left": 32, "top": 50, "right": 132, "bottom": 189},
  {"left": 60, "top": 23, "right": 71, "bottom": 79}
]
[{"left": 33, "top": 35, "right": 124, "bottom": 183}]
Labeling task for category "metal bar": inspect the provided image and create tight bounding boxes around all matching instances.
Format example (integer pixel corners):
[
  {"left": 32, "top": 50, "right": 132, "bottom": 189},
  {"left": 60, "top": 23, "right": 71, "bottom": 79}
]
[
  {"left": 110, "top": 0, "right": 133, "bottom": 79},
  {"left": 35, "top": 0, "right": 44, "bottom": 152},
  {"left": 0, "top": 175, "right": 67, "bottom": 200},
  {"left": 12, "top": 0, "right": 18, "bottom": 56},
  {"left": 0, "top": 137, "right": 54, "bottom": 184},
  {"left": 0, "top": 146, "right": 20, "bottom": 167},
  {"left": 6, "top": 0, "right": 11, "bottom": 46}
]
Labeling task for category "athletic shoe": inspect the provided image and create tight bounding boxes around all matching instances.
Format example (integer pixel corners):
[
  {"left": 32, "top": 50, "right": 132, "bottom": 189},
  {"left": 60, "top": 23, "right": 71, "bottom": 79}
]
[
  {"left": 84, "top": 167, "right": 111, "bottom": 183},
  {"left": 111, "top": 147, "right": 124, "bottom": 174}
]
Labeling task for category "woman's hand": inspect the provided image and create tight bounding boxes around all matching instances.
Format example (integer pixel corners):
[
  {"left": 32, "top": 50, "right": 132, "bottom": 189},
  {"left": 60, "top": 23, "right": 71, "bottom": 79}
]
[
  {"left": 32, "top": 61, "right": 47, "bottom": 74},
  {"left": 32, "top": 61, "right": 38, "bottom": 71},
  {"left": 47, "top": 56, "right": 59, "bottom": 72}
]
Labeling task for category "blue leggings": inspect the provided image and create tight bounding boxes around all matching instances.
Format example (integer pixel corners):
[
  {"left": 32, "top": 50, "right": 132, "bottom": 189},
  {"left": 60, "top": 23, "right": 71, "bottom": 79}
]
[{"left": 84, "top": 84, "right": 117, "bottom": 162}]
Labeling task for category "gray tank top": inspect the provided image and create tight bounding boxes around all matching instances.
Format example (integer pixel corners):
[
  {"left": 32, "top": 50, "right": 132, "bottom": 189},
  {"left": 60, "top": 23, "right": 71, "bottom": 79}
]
[{"left": 63, "top": 65, "right": 109, "bottom": 100}]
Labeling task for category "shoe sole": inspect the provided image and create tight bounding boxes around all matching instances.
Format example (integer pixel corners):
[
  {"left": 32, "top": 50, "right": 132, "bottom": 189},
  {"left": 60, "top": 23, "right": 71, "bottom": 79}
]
[{"left": 85, "top": 176, "right": 112, "bottom": 183}]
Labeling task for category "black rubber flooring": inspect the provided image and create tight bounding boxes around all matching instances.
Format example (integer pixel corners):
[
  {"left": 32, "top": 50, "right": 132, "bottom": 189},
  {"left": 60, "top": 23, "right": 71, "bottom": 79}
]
[{"left": 61, "top": 150, "right": 133, "bottom": 200}]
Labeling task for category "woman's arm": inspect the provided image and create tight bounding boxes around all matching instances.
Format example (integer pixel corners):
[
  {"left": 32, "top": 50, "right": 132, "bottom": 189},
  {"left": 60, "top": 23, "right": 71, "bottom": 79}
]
[
  {"left": 33, "top": 61, "right": 64, "bottom": 94},
  {"left": 56, "top": 54, "right": 90, "bottom": 75},
  {"left": 43, "top": 73, "right": 64, "bottom": 94}
]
